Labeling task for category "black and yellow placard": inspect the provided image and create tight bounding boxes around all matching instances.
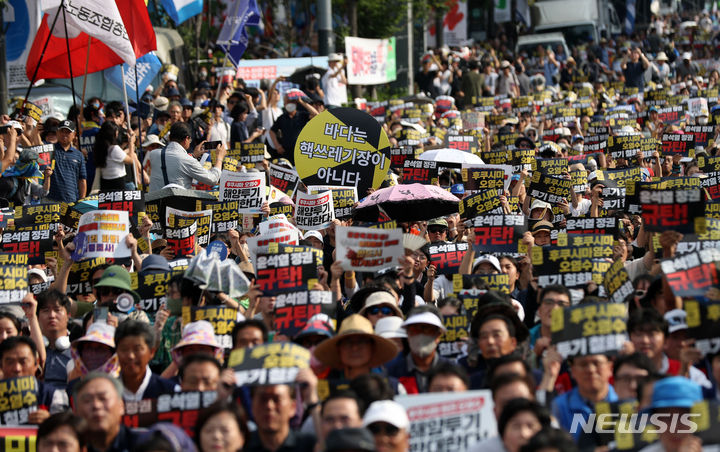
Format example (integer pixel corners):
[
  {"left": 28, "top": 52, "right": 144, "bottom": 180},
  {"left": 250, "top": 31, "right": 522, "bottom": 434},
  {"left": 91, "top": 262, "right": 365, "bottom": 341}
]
[
  {"left": 639, "top": 188, "right": 705, "bottom": 234},
  {"left": 255, "top": 250, "right": 318, "bottom": 295},
  {"left": 295, "top": 108, "right": 391, "bottom": 195},
  {"left": 0, "top": 376, "right": 39, "bottom": 425},
  {"left": 181, "top": 306, "right": 237, "bottom": 349},
  {"left": 661, "top": 249, "right": 720, "bottom": 299},
  {"left": 438, "top": 314, "right": 469, "bottom": 359},
  {"left": 551, "top": 302, "right": 627, "bottom": 358},
  {"left": 424, "top": 241, "right": 469, "bottom": 275},
  {"left": 603, "top": 260, "right": 634, "bottom": 303},
  {"left": 229, "top": 342, "right": 310, "bottom": 386},
  {"left": 274, "top": 291, "right": 335, "bottom": 338}
]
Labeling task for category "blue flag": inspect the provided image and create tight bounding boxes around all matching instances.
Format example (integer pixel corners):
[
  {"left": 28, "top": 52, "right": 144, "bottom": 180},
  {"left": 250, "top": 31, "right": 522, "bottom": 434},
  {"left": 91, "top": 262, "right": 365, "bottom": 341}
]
[
  {"left": 161, "top": 0, "right": 203, "bottom": 25},
  {"left": 216, "top": 0, "right": 261, "bottom": 67},
  {"left": 105, "top": 53, "right": 163, "bottom": 101}
]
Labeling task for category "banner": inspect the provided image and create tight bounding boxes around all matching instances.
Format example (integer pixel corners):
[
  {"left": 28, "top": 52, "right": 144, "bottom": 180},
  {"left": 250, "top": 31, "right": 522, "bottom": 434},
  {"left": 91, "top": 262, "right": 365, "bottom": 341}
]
[
  {"left": 425, "top": 241, "right": 469, "bottom": 275},
  {"left": 218, "top": 171, "right": 266, "bottom": 214},
  {"left": 396, "top": 391, "right": 496, "bottom": 451},
  {"left": 295, "top": 108, "right": 391, "bottom": 195},
  {"left": 182, "top": 306, "right": 237, "bottom": 350},
  {"left": 307, "top": 186, "right": 357, "bottom": 220},
  {"left": 551, "top": 302, "right": 627, "bottom": 359},
  {"left": 123, "top": 391, "right": 217, "bottom": 436},
  {"left": 294, "top": 191, "right": 335, "bottom": 231},
  {"left": 0, "top": 377, "right": 39, "bottom": 425},
  {"left": 344, "top": 36, "right": 396, "bottom": 85},
  {"left": 256, "top": 250, "right": 318, "bottom": 295},
  {"left": 335, "top": 226, "right": 403, "bottom": 272},
  {"left": 229, "top": 343, "right": 310, "bottom": 386},
  {"left": 274, "top": 291, "right": 335, "bottom": 337}
]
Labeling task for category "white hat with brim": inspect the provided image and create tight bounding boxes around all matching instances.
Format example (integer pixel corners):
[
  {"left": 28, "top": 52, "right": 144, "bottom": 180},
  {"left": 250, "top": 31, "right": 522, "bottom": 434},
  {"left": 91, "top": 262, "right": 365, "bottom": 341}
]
[
  {"left": 313, "top": 315, "right": 399, "bottom": 370},
  {"left": 363, "top": 400, "right": 410, "bottom": 430},
  {"left": 359, "top": 291, "right": 403, "bottom": 317},
  {"left": 375, "top": 317, "right": 407, "bottom": 339},
  {"left": 402, "top": 311, "right": 446, "bottom": 332}
]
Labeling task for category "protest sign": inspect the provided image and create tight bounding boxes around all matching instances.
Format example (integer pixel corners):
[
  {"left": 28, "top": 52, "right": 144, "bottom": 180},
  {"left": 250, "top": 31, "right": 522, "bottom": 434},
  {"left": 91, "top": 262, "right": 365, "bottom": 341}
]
[
  {"left": 438, "top": 314, "right": 469, "bottom": 359},
  {"left": 396, "top": 390, "right": 496, "bottom": 451},
  {"left": 458, "top": 190, "right": 503, "bottom": 218},
  {"left": 335, "top": 226, "right": 403, "bottom": 272},
  {"left": 233, "top": 142, "right": 266, "bottom": 168},
  {"left": 307, "top": 186, "right": 357, "bottom": 220},
  {"left": 676, "top": 218, "right": 720, "bottom": 255},
  {"left": 0, "top": 377, "right": 39, "bottom": 425},
  {"left": 165, "top": 208, "right": 213, "bottom": 257},
  {"left": 294, "top": 191, "right": 335, "bottom": 230},
  {"left": 424, "top": 242, "right": 469, "bottom": 275},
  {"left": 461, "top": 111, "right": 485, "bottom": 130},
  {"left": 256, "top": 250, "right": 318, "bottom": 295},
  {"left": 599, "top": 179, "right": 627, "bottom": 211},
  {"left": 98, "top": 190, "right": 145, "bottom": 229},
  {"left": 510, "top": 148, "right": 534, "bottom": 172},
  {"left": 0, "top": 426, "right": 37, "bottom": 452},
  {"left": 76, "top": 211, "right": 131, "bottom": 260},
  {"left": 182, "top": 306, "right": 237, "bottom": 350},
  {"left": 131, "top": 269, "right": 185, "bottom": 314},
  {"left": 607, "top": 135, "right": 658, "bottom": 159},
  {"left": 0, "top": 253, "right": 28, "bottom": 304},
  {"left": 661, "top": 249, "right": 720, "bottom": 299},
  {"left": 268, "top": 164, "right": 300, "bottom": 198},
  {"left": 203, "top": 200, "right": 240, "bottom": 233},
  {"left": 532, "top": 246, "right": 612, "bottom": 288},
  {"left": 571, "top": 170, "right": 588, "bottom": 193},
  {"left": 402, "top": 159, "right": 439, "bottom": 184},
  {"left": 345, "top": 37, "right": 396, "bottom": 85},
  {"left": 218, "top": 171, "right": 266, "bottom": 214},
  {"left": 551, "top": 302, "right": 627, "bottom": 358},
  {"left": 452, "top": 274, "right": 511, "bottom": 296},
  {"left": 389, "top": 147, "right": 418, "bottom": 169},
  {"left": 565, "top": 216, "right": 620, "bottom": 236},
  {"left": 267, "top": 243, "right": 323, "bottom": 267},
  {"left": 274, "top": 291, "right": 336, "bottom": 338},
  {"left": 685, "top": 299, "right": 720, "bottom": 356},
  {"left": 10, "top": 204, "right": 60, "bottom": 230},
  {"left": 229, "top": 342, "right": 310, "bottom": 386},
  {"left": 445, "top": 134, "right": 480, "bottom": 154},
  {"left": 65, "top": 257, "right": 105, "bottom": 296},
  {"left": 661, "top": 132, "right": 695, "bottom": 157},
  {"left": 689, "top": 400, "right": 720, "bottom": 447},
  {"left": 295, "top": 108, "right": 391, "bottom": 195},
  {"left": 123, "top": 391, "right": 218, "bottom": 436},
  {"left": 639, "top": 188, "right": 705, "bottom": 234},
  {"left": 685, "top": 125, "right": 715, "bottom": 148},
  {"left": 0, "top": 227, "right": 53, "bottom": 266},
  {"left": 480, "top": 149, "right": 508, "bottom": 165},
  {"left": 29, "top": 281, "right": 51, "bottom": 296},
  {"left": 461, "top": 165, "right": 512, "bottom": 193},
  {"left": 657, "top": 105, "right": 685, "bottom": 123},
  {"left": 471, "top": 214, "right": 527, "bottom": 254},
  {"left": 603, "top": 260, "right": 635, "bottom": 303},
  {"left": 533, "top": 158, "right": 569, "bottom": 176},
  {"left": 527, "top": 171, "right": 572, "bottom": 204}
]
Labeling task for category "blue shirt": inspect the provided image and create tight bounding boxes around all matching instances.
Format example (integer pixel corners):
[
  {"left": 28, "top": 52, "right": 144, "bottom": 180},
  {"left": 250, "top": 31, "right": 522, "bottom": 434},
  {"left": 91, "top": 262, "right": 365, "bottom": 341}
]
[
  {"left": 552, "top": 385, "right": 618, "bottom": 440},
  {"left": 44, "top": 347, "right": 71, "bottom": 390},
  {"left": 48, "top": 143, "right": 87, "bottom": 202}
]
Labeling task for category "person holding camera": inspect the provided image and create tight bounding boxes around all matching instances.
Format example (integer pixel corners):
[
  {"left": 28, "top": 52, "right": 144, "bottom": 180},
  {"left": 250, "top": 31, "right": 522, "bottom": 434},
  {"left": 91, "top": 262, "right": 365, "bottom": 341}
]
[{"left": 322, "top": 53, "right": 348, "bottom": 108}]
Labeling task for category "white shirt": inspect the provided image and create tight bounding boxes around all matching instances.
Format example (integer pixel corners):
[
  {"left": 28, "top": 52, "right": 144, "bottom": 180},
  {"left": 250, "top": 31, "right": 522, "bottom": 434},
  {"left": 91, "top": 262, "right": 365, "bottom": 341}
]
[
  {"left": 322, "top": 68, "right": 348, "bottom": 106},
  {"left": 100, "top": 145, "right": 127, "bottom": 179},
  {"left": 659, "top": 355, "right": 712, "bottom": 388},
  {"left": 208, "top": 118, "right": 230, "bottom": 146},
  {"left": 122, "top": 365, "right": 153, "bottom": 402}
]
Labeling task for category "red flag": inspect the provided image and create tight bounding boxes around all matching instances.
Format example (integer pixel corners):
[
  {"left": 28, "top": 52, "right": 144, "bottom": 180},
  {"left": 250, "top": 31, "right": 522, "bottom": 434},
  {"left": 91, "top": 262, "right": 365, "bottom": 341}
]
[{"left": 25, "top": 0, "right": 156, "bottom": 81}]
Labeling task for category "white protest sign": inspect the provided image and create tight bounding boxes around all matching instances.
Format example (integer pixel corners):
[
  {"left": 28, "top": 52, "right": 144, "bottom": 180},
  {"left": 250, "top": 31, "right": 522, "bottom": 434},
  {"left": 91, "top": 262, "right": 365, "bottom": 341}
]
[
  {"left": 246, "top": 228, "right": 301, "bottom": 268},
  {"left": 344, "top": 37, "right": 397, "bottom": 85},
  {"left": 218, "top": 170, "right": 266, "bottom": 214},
  {"left": 335, "top": 226, "right": 403, "bottom": 272},
  {"left": 294, "top": 191, "right": 335, "bottom": 231},
  {"left": 688, "top": 98, "right": 709, "bottom": 117},
  {"left": 77, "top": 210, "right": 131, "bottom": 259},
  {"left": 395, "top": 390, "right": 496, "bottom": 451}
]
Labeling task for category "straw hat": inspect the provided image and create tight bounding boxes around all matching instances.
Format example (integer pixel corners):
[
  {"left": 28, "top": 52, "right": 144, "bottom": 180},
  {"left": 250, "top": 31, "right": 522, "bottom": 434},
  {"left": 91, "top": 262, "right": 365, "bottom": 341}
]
[{"left": 313, "top": 315, "right": 399, "bottom": 369}]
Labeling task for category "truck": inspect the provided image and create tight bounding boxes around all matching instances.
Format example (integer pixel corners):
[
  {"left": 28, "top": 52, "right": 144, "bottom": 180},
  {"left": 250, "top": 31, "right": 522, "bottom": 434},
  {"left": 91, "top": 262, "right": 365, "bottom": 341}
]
[{"left": 530, "top": 0, "right": 622, "bottom": 47}]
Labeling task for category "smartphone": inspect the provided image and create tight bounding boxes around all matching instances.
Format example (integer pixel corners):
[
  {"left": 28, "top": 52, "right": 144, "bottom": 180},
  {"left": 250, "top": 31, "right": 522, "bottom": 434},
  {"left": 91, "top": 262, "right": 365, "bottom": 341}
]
[
  {"left": 94, "top": 306, "right": 108, "bottom": 322},
  {"left": 204, "top": 140, "right": 222, "bottom": 150},
  {"left": 0, "top": 125, "right": 9, "bottom": 134}
]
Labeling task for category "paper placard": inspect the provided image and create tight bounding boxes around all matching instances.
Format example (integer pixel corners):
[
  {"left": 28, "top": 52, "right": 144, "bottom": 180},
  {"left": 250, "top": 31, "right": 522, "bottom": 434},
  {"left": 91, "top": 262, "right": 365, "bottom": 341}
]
[{"left": 335, "top": 226, "right": 403, "bottom": 272}]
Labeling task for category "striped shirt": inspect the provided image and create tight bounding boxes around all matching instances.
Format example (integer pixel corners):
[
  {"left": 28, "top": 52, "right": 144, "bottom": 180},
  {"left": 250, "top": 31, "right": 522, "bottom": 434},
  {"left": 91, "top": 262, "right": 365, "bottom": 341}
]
[{"left": 48, "top": 143, "right": 87, "bottom": 202}]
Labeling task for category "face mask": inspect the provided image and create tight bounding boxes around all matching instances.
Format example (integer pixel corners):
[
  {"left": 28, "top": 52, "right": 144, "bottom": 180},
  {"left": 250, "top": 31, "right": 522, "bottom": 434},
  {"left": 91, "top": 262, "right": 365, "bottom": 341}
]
[
  {"left": 166, "top": 297, "right": 183, "bottom": 316},
  {"left": 82, "top": 347, "right": 114, "bottom": 371},
  {"left": 408, "top": 334, "right": 437, "bottom": 358},
  {"left": 698, "top": 117, "right": 708, "bottom": 125},
  {"left": 285, "top": 103, "right": 297, "bottom": 113},
  {"left": 573, "top": 143, "right": 583, "bottom": 152}
]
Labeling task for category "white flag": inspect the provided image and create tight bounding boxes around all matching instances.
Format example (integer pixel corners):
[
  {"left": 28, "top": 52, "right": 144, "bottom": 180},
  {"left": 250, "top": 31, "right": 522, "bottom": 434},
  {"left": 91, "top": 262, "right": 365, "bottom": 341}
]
[{"left": 40, "top": 0, "right": 136, "bottom": 65}]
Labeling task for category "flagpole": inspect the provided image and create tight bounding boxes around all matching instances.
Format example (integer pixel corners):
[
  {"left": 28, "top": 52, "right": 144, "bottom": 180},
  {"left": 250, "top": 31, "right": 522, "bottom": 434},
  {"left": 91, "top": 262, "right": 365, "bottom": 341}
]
[
  {"left": 23, "top": 6, "right": 64, "bottom": 112},
  {"left": 120, "top": 67, "right": 138, "bottom": 188},
  {"left": 134, "top": 64, "right": 144, "bottom": 189},
  {"left": 215, "top": 49, "right": 230, "bottom": 101},
  {"left": 80, "top": 36, "right": 92, "bottom": 115},
  {"left": 60, "top": 0, "right": 80, "bottom": 134}
]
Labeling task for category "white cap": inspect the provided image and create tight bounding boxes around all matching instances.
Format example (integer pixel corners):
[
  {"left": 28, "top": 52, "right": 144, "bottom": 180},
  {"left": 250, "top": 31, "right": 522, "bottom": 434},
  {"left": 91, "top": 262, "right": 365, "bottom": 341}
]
[
  {"left": 375, "top": 317, "right": 407, "bottom": 339},
  {"left": 28, "top": 268, "right": 48, "bottom": 283},
  {"left": 142, "top": 134, "right": 163, "bottom": 148},
  {"left": 303, "top": 230, "right": 324, "bottom": 243},
  {"left": 530, "top": 199, "right": 552, "bottom": 211},
  {"left": 472, "top": 254, "right": 502, "bottom": 273},
  {"left": 363, "top": 400, "right": 410, "bottom": 430},
  {"left": 328, "top": 53, "right": 343, "bottom": 62},
  {"left": 588, "top": 171, "right": 598, "bottom": 181},
  {"left": 664, "top": 309, "right": 688, "bottom": 333},
  {"left": 683, "top": 51, "right": 693, "bottom": 60},
  {"left": 402, "top": 311, "right": 446, "bottom": 332}
]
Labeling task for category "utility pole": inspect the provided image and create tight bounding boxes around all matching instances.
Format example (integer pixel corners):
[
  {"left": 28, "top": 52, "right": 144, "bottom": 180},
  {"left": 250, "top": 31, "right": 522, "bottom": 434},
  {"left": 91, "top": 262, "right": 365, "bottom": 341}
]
[
  {"left": 318, "top": 0, "right": 334, "bottom": 55},
  {"left": 407, "top": 0, "right": 414, "bottom": 95},
  {"left": 0, "top": 4, "right": 8, "bottom": 115}
]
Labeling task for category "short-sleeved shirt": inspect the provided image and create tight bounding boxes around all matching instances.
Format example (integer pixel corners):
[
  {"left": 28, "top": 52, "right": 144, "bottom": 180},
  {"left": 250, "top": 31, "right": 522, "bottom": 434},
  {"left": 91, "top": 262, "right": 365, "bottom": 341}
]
[
  {"left": 270, "top": 111, "right": 310, "bottom": 164},
  {"left": 624, "top": 61, "right": 646, "bottom": 90},
  {"left": 48, "top": 143, "right": 87, "bottom": 202}
]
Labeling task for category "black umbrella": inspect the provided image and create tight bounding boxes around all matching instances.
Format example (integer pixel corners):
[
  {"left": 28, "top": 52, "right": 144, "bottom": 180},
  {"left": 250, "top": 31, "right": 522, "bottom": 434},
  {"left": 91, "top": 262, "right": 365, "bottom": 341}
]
[{"left": 289, "top": 65, "right": 327, "bottom": 87}]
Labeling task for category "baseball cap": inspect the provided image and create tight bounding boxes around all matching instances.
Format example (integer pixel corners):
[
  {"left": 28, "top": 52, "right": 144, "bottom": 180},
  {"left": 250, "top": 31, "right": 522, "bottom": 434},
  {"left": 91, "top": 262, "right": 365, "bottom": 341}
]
[
  {"left": 664, "top": 309, "right": 688, "bottom": 334},
  {"left": 472, "top": 254, "right": 502, "bottom": 273},
  {"left": 59, "top": 120, "right": 76, "bottom": 132},
  {"left": 402, "top": 311, "right": 446, "bottom": 332},
  {"left": 648, "top": 376, "right": 701, "bottom": 410},
  {"left": 450, "top": 184, "right": 465, "bottom": 195},
  {"left": 427, "top": 218, "right": 448, "bottom": 229},
  {"left": 363, "top": 400, "right": 410, "bottom": 430},
  {"left": 303, "top": 230, "right": 324, "bottom": 244}
]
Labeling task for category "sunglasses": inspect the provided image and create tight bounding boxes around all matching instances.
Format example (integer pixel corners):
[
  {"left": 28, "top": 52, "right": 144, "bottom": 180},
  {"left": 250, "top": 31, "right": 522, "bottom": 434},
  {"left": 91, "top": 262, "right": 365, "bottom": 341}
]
[
  {"left": 428, "top": 227, "right": 447, "bottom": 234},
  {"left": 368, "top": 423, "right": 400, "bottom": 436},
  {"left": 98, "top": 287, "right": 122, "bottom": 296},
  {"left": 367, "top": 306, "right": 395, "bottom": 316}
]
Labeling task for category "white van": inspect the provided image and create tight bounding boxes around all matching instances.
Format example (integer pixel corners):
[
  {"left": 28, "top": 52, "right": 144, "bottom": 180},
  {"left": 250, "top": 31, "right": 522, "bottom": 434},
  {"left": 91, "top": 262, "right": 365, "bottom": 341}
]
[{"left": 516, "top": 33, "right": 570, "bottom": 60}]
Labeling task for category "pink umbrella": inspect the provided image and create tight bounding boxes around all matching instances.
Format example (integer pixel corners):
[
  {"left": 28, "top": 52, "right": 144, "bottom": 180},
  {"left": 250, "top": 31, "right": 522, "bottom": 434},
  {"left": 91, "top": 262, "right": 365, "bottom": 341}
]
[{"left": 352, "top": 183, "right": 459, "bottom": 222}]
